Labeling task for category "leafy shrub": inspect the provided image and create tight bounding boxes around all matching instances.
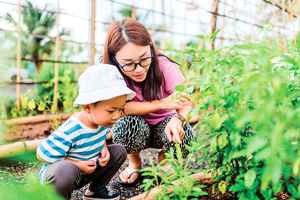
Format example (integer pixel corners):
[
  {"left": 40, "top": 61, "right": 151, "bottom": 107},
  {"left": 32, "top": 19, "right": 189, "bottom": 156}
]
[
  {"left": 144, "top": 38, "right": 300, "bottom": 199},
  {"left": 4, "top": 63, "right": 78, "bottom": 119}
]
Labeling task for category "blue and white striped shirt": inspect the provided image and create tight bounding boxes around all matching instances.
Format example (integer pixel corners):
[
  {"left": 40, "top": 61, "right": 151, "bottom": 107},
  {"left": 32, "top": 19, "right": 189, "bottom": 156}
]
[{"left": 37, "top": 116, "right": 107, "bottom": 181}]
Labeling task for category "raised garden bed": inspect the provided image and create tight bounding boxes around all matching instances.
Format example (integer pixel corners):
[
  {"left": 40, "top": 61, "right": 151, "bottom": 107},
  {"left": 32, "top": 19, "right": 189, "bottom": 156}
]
[{"left": 3, "top": 113, "right": 71, "bottom": 142}]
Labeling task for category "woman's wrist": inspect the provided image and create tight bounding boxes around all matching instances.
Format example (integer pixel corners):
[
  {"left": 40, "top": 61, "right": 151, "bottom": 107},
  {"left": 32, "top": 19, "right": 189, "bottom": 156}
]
[{"left": 174, "top": 113, "right": 187, "bottom": 125}]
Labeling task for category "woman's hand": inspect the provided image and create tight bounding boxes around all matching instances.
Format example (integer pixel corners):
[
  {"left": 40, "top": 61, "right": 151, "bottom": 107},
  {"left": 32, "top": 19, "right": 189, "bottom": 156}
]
[
  {"left": 123, "top": 93, "right": 193, "bottom": 116},
  {"left": 159, "top": 93, "right": 193, "bottom": 114},
  {"left": 98, "top": 145, "right": 110, "bottom": 167},
  {"left": 158, "top": 96, "right": 181, "bottom": 110},
  {"left": 165, "top": 116, "right": 185, "bottom": 144},
  {"left": 175, "top": 94, "right": 193, "bottom": 117}
]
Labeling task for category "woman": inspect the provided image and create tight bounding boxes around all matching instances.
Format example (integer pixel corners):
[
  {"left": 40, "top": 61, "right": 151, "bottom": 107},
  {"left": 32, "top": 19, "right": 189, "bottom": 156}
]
[{"left": 102, "top": 18, "right": 194, "bottom": 185}]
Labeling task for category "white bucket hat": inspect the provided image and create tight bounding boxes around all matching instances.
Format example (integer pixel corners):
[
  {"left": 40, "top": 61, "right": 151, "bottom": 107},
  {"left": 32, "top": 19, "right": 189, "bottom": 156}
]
[{"left": 74, "top": 64, "right": 135, "bottom": 105}]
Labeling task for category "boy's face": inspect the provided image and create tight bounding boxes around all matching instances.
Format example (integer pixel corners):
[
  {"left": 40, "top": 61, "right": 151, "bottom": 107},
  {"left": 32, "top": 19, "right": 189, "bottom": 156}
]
[{"left": 87, "top": 95, "right": 127, "bottom": 127}]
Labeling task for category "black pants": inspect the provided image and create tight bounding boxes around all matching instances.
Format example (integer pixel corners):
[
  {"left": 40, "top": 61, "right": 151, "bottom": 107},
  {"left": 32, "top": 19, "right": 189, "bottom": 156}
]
[
  {"left": 43, "top": 144, "right": 127, "bottom": 200},
  {"left": 112, "top": 115, "right": 194, "bottom": 155}
]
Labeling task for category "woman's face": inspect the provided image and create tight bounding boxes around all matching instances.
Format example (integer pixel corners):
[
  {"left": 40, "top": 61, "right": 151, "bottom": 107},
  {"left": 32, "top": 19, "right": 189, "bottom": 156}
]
[{"left": 115, "top": 43, "right": 152, "bottom": 82}]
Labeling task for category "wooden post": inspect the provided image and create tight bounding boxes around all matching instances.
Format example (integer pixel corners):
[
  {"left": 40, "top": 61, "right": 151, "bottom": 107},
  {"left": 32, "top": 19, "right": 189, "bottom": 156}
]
[
  {"left": 131, "top": 0, "right": 137, "bottom": 20},
  {"left": 111, "top": 0, "right": 114, "bottom": 20},
  {"left": 210, "top": 0, "right": 219, "bottom": 50},
  {"left": 16, "top": 0, "right": 22, "bottom": 110},
  {"left": 52, "top": 0, "right": 61, "bottom": 113},
  {"left": 262, "top": 0, "right": 298, "bottom": 18},
  {"left": 161, "top": 0, "right": 166, "bottom": 48},
  {"left": 89, "top": 0, "right": 96, "bottom": 65},
  {"left": 220, "top": 1, "right": 225, "bottom": 46},
  {"left": 0, "top": 139, "right": 42, "bottom": 158},
  {"left": 183, "top": 1, "right": 187, "bottom": 41}
]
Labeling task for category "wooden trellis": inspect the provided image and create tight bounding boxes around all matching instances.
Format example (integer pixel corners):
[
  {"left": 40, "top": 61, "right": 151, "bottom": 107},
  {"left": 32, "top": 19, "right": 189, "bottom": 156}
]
[
  {"left": 0, "top": 0, "right": 297, "bottom": 116},
  {"left": 51, "top": 0, "right": 61, "bottom": 114},
  {"left": 89, "top": 0, "right": 96, "bottom": 65},
  {"left": 16, "top": 0, "right": 21, "bottom": 110}
]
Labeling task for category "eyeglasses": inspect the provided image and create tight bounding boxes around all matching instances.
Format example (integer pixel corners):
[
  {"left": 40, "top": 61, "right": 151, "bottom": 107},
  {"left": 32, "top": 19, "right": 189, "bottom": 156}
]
[{"left": 113, "top": 56, "right": 153, "bottom": 72}]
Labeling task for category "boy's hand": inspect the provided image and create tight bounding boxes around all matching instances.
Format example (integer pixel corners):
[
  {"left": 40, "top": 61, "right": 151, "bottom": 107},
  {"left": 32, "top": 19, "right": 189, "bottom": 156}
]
[
  {"left": 78, "top": 160, "right": 97, "bottom": 174},
  {"left": 98, "top": 145, "right": 110, "bottom": 167},
  {"left": 65, "top": 158, "right": 96, "bottom": 175}
]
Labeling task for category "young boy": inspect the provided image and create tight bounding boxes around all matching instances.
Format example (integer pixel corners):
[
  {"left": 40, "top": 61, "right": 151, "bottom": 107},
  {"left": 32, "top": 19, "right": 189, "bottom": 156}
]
[{"left": 36, "top": 64, "right": 135, "bottom": 200}]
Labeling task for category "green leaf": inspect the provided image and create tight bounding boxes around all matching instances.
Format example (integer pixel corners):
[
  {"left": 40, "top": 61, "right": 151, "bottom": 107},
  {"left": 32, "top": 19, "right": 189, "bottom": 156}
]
[
  {"left": 247, "top": 136, "right": 267, "bottom": 154},
  {"left": 230, "top": 133, "right": 241, "bottom": 147},
  {"left": 208, "top": 112, "right": 226, "bottom": 130},
  {"left": 218, "top": 181, "right": 228, "bottom": 194},
  {"left": 191, "top": 186, "right": 208, "bottom": 196},
  {"left": 254, "top": 147, "right": 271, "bottom": 161},
  {"left": 293, "top": 158, "right": 300, "bottom": 176},
  {"left": 175, "top": 84, "right": 185, "bottom": 92},
  {"left": 244, "top": 169, "right": 256, "bottom": 188},
  {"left": 28, "top": 99, "right": 36, "bottom": 110},
  {"left": 217, "top": 133, "right": 228, "bottom": 149},
  {"left": 37, "top": 102, "right": 46, "bottom": 111}
]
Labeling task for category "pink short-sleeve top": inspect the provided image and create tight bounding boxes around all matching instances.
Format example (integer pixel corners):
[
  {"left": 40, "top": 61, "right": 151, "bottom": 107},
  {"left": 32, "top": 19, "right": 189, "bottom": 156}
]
[{"left": 130, "top": 56, "right": 185, "bottom": 125}]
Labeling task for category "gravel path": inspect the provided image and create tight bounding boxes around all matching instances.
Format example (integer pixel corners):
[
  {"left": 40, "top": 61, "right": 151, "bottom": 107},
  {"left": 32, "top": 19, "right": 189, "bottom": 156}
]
[
  {"left": 0, "top": 149, "right": 158, "bottom": 200},
  {"left": 71, "top": 148, "right": 160, "bottom": 200},
  {"left": 0, "top": 149, "right": 237, "bottom": 200}
]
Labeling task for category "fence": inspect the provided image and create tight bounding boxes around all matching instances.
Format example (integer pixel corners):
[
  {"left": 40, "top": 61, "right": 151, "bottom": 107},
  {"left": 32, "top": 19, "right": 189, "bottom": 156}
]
[{"left": 0, "top": 0, "right": 299, "bottom": 113}]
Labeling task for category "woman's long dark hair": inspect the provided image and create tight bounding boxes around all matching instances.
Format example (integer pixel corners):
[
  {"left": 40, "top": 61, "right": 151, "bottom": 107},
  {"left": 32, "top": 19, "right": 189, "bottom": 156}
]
[{"left": 102, "top": 18, "right": 164, "bottom": 101}]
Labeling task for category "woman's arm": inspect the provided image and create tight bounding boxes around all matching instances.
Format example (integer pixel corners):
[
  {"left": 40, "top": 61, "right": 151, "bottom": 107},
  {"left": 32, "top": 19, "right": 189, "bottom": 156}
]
[
  {"left": 124, "top": 100, "right": 161, "bottom": 115},
  {"left": 124, "top": 96, "right": 182, "bottom": 116}
]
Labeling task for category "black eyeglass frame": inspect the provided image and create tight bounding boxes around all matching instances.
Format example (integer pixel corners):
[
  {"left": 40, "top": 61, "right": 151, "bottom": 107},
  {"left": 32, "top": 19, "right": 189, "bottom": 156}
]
[{"left": 112, "top": 54, "right": 154, "bottom": 72}]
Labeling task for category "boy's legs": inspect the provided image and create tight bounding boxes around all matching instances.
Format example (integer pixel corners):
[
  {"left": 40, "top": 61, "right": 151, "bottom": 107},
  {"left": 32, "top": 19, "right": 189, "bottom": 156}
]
[
  {"left": 82, "top": 144, "right": 127, "bottom": 189},
  {"left": 43, "top": 160, "right": 82, "bottom": 200},
  {"left": 42, "top": 145, "right": 126, "bottom": 200}
]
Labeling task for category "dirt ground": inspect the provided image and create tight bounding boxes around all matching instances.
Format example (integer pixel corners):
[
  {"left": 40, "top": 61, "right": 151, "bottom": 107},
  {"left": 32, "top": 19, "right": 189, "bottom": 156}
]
[
  {"left": 70, "top": 148, "right": 160, "bottom": 200},
  {"left": 0, "top": 148, "right": 159, "bottom": 200}
]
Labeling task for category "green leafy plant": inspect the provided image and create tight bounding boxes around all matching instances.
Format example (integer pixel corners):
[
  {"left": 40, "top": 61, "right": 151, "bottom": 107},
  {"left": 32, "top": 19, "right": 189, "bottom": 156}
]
[
  {"left": 36, "top": 63, "right": 77, "bottom": 112},
  {"left": 144, "top": 36, "right": 300, "bottom": 199},
  {"left": 0, "top": 151, "right": 61, "bottom": 200},
  {"left": 4, "top": 63, "right": 77, "bottom": 119},
  {"left": 0, "top": 174, "right": 62, "bottom": 200},
  {"left": 142, "top": 144, "right": 207, "bottom": 200}
]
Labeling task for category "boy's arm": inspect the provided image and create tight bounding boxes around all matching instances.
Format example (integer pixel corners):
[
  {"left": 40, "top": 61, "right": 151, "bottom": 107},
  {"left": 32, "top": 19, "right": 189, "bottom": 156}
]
[
  {"left": 98, "top": 141, "right": 110, "bottom": 167},
  {"left": 36, "top": 150, "right": 47, "bottom": 162},
  {"left": 36, "top": 130, "right": 72, "bottom": 163}
]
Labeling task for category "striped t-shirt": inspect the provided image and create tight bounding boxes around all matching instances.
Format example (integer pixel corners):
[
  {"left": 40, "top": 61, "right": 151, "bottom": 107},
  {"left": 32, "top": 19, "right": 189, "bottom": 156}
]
[{"left": 37, "top": 116, "right": 107, "bottom": 181}]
